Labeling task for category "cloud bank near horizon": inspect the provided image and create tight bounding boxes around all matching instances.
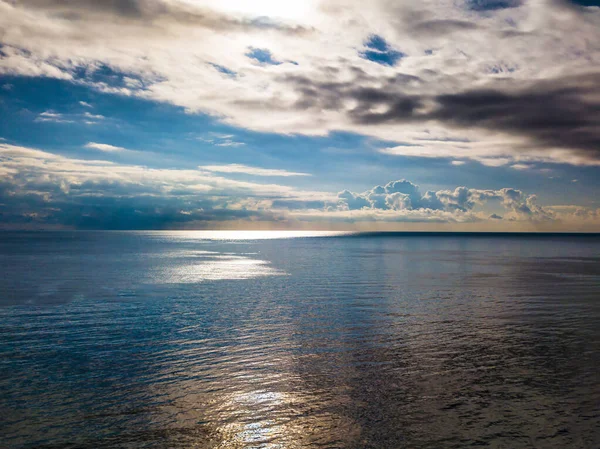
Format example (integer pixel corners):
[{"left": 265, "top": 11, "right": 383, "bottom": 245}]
[{"left": 1, "top": 143, "right": 598, "bottom": 230}]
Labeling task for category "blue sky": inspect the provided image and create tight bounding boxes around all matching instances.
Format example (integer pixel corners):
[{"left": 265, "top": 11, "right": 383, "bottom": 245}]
[{"left": 1, "top": 0, "right": 599, "bottom": 230}]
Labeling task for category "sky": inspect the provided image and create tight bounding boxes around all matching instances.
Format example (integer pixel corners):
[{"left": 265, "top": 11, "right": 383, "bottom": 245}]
[{"left": 0, "top": 0, "right": 599, "bottom": 231}]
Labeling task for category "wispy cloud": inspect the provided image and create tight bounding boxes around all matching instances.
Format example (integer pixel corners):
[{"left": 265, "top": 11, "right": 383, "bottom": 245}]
[
  {"left": 34, "top": 110, "right": 105, "bottom": 126},
  {"left": 81, "top": 111, "right": 105, "bottom": 125},
  {"left": 34, "top": 111, "right": 74, "bottom": 124},
  {"left": 198, "top": 133, "right": 245, "bottom": 147},
  {"left": 85, "top": 142, "right": 127, "bottom": 152},
  {"left": 83, "top": 112, "right": 104, "bottom": 120},
  {"left": 215, "top": 140, "right": 246, "bottom": 147},
  {"left": 199, "top": 164, "right": 311, "bottom": 177}
]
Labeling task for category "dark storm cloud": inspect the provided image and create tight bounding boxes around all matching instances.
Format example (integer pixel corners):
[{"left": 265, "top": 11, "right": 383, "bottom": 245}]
[
  {"left": 279, "top": 70, "right": 423, "bottom": 119},
  {"left": 429, "top": 73, "right": 600, "bottom": 156},
  {"left": 281, "top": 71, "right": 600, "bottom": 161},
  {"left": 349, "top": 93, "right": 422, "bottom": 123},
  {"left": 15, "top": 0, "right": 312, "bottom": 34}
]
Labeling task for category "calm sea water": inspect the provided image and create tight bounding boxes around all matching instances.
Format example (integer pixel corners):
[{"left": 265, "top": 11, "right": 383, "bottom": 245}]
[{"left": 1, "top": 231, "right": 599, "bottom": 448}]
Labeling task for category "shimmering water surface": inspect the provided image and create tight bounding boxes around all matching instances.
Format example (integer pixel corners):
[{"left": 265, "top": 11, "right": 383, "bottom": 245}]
[{"left": 1, "top": 231, "right": 599, "bottom": 448}]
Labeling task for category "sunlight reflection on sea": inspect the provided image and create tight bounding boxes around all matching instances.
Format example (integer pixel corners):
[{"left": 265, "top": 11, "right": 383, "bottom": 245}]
[{"left": 1, "top": 231, "right": 599, "bottom": 448}]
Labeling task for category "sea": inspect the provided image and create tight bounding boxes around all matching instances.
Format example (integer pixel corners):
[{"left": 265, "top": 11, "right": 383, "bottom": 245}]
[{"left": 1, "top": 231, "right": 599, "bottom": 448}]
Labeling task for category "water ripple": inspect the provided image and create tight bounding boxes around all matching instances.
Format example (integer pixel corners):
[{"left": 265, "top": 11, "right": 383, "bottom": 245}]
[{"left": 0, "top": 232, "right": 599, "bottom": 448}]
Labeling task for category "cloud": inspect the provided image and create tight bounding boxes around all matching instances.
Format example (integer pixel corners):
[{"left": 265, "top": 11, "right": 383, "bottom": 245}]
[
  {"left": 197, "top": 133, "right": 245, "bottom": 147},
  {"left": 199, "top": 164, "right": 311, "bottom": 177},
  {"left": 334, "top": 179, "right": 556, "bottom": 222},
  {"left": 1, "top": 0, "right": 599, "bottom": 167},
  {"left": 0, "top": 143, "right": 332, "bottom": 229},
  {"left": 79, "top": 101, "right": 92, "bottom": 107},
  {"left": 427, "top": 74, "right": 600, "bottom": 160},
  {"left": 291, "top": 207, "right": 482, "bottom": 225},
  {"left": 34, "top": 111, "right": 74, "bottom": 123},
  {"left": 337, "top": 190, "right": 372, "bottom": 210},
  {"left": 33, "top": 110, "right": 106, "bottom": 126},
  {"left": 85, "top": 142, "right": 127, "bottom": 152},
  {"left": 411, "top": 20, "right": 478, "bottom": 37},
  {"left": 215, "top": 140, "right": 245, "bottom": 147},
  {"left": 0, "top": 144, "right": 598, "bottom": 229},
  {"left": 284, "top": 71, "right": 600, "bottom": 165},
  {"left": 12, "top": 0, "right": 312, "bottom": 35},
  {"left": 83, "top": 112, "right": 104, "bottom": 120}
]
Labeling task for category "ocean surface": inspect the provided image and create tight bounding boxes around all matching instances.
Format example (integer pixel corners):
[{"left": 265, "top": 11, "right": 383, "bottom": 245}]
[{"left": 1, "top": 231, "right": 599, "bottom": 449}]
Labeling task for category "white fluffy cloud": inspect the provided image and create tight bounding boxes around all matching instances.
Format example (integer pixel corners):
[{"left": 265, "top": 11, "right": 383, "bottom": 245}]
[
  {"left": 1, "top": 0, "right": 599, "bottom": 166},
  {"left": 334, "top": 179, "right": 557, "bottom": 222},
  {"left": 1, "top": 143, "right": 597, "bottom": 229}
]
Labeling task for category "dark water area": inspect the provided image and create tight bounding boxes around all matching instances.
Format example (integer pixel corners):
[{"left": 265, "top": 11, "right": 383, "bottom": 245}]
[{"left": 1, "top": 231, "right": 599, "bottom": 448}]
